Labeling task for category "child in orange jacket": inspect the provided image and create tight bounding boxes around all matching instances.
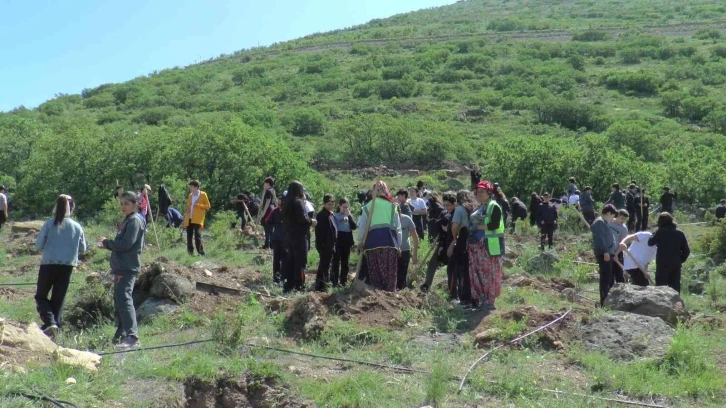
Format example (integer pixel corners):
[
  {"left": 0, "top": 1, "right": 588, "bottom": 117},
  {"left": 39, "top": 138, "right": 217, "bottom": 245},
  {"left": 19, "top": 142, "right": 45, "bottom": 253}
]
[{"left": 183, "top": 180, "right": 211, "bottom": 256}]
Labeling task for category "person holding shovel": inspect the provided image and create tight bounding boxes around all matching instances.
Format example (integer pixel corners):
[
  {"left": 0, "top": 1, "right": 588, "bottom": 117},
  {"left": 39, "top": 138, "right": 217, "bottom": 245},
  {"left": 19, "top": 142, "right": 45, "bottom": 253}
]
[
  {"left": 619, "top": 230, "right": 657, "bottom": 287},
  {"left": 183, "top": 180, "right": 211, "bottom": 256},
  {"left": 357, "top": 181, "right": 402, "bottom": 292}
]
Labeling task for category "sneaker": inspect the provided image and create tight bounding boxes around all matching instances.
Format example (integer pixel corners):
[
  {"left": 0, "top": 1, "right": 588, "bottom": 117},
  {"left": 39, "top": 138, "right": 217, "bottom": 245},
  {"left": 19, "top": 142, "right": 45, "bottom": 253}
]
[
  {"left": 41, "top": 324, "right": 59, "bottom": 338},
  {"left": 115, "top": 336, "right": 140, "bottom": 349}
]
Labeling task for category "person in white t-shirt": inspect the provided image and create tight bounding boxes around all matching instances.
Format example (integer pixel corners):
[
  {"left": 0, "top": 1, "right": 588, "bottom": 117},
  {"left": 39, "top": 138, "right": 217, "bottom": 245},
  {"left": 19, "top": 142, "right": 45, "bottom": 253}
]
[
  {"left": 568, "top": 190, "right": 581, "bottom": 209},
  {"left": 0, "top": 185, "right": 8, "bottom": 231},
  {"left": 408, "top": 187, "right": 427, "bottom": 239},
  {"left": 619, "top": 231, "right": 657, "bottom": 286}
]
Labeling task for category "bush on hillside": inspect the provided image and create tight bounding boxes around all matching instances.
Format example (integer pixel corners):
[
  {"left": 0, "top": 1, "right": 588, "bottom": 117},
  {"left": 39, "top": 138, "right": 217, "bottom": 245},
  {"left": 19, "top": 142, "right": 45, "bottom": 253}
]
[
  {"left": 284, "top": 109, "right": 327, "bottom": 136},
  {"left": 604, "top": 71, "right": 662, "bottom": 95},
  {"left": 694, "top": 28, "right": 722, "bottom": 40},
  {"left": 534, "top": 98, "right": 604, "bottom": 131},
  {"left": 698, "top": 221, "right": 726, "bottom": 264},
  {"left": 377, "top": 80, "right": 417, "bottom": 99},
  {"left": 572, "top": 30, "right": 609, "bottom": 42}
]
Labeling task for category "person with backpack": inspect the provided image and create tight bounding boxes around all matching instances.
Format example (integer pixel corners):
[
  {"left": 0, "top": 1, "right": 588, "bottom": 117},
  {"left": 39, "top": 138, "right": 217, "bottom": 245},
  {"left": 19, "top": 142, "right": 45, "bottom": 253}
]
[
  {"left": 34, "top": 194, "right": 87, "bottom": 338},
  {"left": 0, "top": 185, "right": 7, "bottom": 231},
  {"left": 331, "top": 198, "right": 357, "bottom": 287},
  {"left": 648, "top": 212, "right": 690, "bottom": 293},
  {"left": 97, "top": 191, "right": 146, "bottom": 349}
]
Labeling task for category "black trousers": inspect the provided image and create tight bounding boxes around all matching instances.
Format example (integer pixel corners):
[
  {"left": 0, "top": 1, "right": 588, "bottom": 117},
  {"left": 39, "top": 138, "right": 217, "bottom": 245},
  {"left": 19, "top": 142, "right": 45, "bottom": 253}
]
[
  {"left": 283, "top": 237, "right": 307, "bottom": 292},
  {"left": 627, "top": 268, "right": 649, "bottom": 287},
  {"left": 456, "top": 249, "right": 471, "bottom": 303},
  {"left": 315, "top": 249, "right": 333, "bottom": 291},
  {"left": 428, "top": 220, "right": 439, "bottom": 243},
  {"left": 331, "top": 239, "right": 352, "bottom": 286},
  {"left": 0, "top": 212, "right": 6, "bottom": 230},
  {"left": 263, "top": 224, "right": 273, "bottom": 249},
  {"left": 540, "top": 223, "right": 555, "bottom": 249},
  {"left": 656, "top": 264, "right": 681, "bottom": 294},
  {"left": 529, "top": 215, "right": 537, "bottom": 227},
  {"left": 35, "top": 264, "right": 73, "bottom": 327},
  {"left": 397, "top": 250, "right": 412, "bottom": 291},
  {"left": 271, "top": 240, "right": 283, "bottom": 283},
  {"left": 583, "top": 210, "right": 596, "bottom": 225},
  {"left": 611, "top": 252, "right": 625, "bottom": 286},
  {"left": 637, "top": 213, "right": 649, "bottom": 232},
  {"left": 596, "top": 254, "right": 613, "bottom": 306},
  {"left": 413, "top": 215, "right": 425, "bottom": 239},
  {"left": 626, "top": 209, "right": 636, "bottom": 232},
  {"left": 186, "top": 223, "right": 204, "bottom": 255}
]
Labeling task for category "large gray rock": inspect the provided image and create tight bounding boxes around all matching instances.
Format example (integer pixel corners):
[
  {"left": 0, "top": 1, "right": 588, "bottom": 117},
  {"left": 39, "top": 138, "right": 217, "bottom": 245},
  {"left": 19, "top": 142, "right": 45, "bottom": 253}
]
[
  {"left": 578, "top": 312, "right": 674, "bottom": 360},
  {"left": 136, "top": 298, "right": 180, "bottom": 322},
  {"left": 11, "top": 220, "right": 45, "bottom": 233},
  {"left": 604, "top": 284, "right": 689, "bottom": 326},
  {"left": 150, "top": 274, "right": 195, "bottom": 302}
]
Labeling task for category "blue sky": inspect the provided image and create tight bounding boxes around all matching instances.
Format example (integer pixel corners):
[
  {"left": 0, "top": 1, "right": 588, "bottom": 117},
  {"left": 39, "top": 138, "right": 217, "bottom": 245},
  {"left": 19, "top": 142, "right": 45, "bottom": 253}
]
[{"left": 0, "top": 0, "right": 456, "bottom": 112}]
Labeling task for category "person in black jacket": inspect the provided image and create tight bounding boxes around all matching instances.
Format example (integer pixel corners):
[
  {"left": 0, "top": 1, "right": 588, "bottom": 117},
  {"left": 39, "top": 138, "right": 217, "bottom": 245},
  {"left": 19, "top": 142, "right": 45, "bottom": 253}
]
[
  {"left": 605, "top": 183, "right": 625, "bottom": 210},
  {"left": 716, "top": 199, "right": 726, "bottom": 220},
  {"left": 282, "top": 182, "right": 317, "bottom": 293},
  {"left": 470, "top": 165, "right": 481, "bottom": 190},
  {"left": 509, "top": 197, "right": 528, "bottom": 234},
  {"left": 331, "top": 198, "right": 357, "bottom": 287},
  {"left": 427, "top": 193, "right": 445, "bottom": 244},
  {"left": 626, "top": 184, "right": 637, "bottom": 232},
  {"left": 660, "top": 187, "right": 677, "bottom": 214},
  {"left": 634, "top": 188, "right": 650, "bottom": 231},
  {"left": 648, "top": 212, "right": 690, "bottom": 293},
  {"left": 529, "top": 192, "right": 541, "bottom": 227},
  {"left": 267, "top": 197, "right": 285, "bottom": 284},
  {"left": 494, "top": 183, "right": 511, "bottom": 229},
  {"left": 536, "top": 193, "right": 558, "bottom": 251},
  {"left": 314, "top": 194, "right": 337, "bottom": 291}
]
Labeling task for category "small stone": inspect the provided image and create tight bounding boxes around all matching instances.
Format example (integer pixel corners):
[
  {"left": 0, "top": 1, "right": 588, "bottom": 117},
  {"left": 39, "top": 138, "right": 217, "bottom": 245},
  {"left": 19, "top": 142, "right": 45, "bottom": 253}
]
[
  {"left": 204, "top": 269, "right": 213, "bottom": 277},
  {"left": 66, "top": 377, "right": 77, "bottom": 385},
  {"left": 86, "top": 273, "right": 101, "bottom": 284},
  {"left": 288, "top": 366, "right": 301, "bottom": 375}
]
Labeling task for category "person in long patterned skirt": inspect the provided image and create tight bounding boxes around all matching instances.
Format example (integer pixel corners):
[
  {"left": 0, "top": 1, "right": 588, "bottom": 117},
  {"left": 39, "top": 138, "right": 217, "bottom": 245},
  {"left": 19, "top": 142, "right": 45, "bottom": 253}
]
[
  {"left": 357, "top": 181, "right": 402, "bottom": 292},
  {"left": 467, "top": 181, "right": 505, "bottom": 310}
]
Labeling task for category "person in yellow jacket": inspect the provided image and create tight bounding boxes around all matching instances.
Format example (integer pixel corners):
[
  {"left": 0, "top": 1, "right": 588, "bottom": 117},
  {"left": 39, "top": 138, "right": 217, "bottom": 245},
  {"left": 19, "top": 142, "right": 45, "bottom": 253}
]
[{"left": 183, "top": 180, "right": 211, "bottom": 256}]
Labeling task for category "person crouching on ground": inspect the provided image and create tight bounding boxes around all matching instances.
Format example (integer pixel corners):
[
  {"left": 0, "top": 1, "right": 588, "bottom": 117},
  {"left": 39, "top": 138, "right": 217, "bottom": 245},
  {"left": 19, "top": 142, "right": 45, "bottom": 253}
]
[
  {"left": 468, "top": 181, "right": 505, "bottom": 311},
  {"left": 592, "top": 204, "right": 618, "bottom": 306},
  {"left": 332, "top": 198, "right": 357, "bottom": 287},
  {"left": 648, "top": 212, "right": 690, "bottom": 293},
  {"left": 35, "top": 194, "right": 86, "bottom": 338},
  {"left": 183, "top": 180, "right": 211, "bottom": 256},
  {"left": 619, "top": 230, "right": 657, "bottom": 287},
  {"left": 315, "top": 194, "right": 338, "bottom": 291},
  {"left": 509, "top": 197, "right": 527, "bottom": 234},
  {"left": 98, "top": 191, "right": 146, "bottom": 349}
]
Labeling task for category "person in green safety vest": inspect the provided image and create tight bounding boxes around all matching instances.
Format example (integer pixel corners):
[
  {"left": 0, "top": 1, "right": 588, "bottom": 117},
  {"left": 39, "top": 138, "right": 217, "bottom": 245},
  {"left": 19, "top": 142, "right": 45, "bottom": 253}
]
[
  {"left": 467, "top": 180, "right": 505, "bottom": 311},
  {"left": 357, "top": 180, "right": 402, "bottom": 292}
]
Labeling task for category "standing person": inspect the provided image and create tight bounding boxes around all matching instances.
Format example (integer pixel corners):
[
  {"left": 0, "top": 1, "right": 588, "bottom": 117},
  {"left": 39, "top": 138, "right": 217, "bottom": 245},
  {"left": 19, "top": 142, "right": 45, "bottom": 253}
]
[
  {"left": 467, "top": 181, "right": 505, "bottom": 310},
  {"left": 528, "top": 192, "right": 541, "bottom": 227},
  {"left": 568, "top": 190, "right": 581, "bottom": 209},
  {"left": 609, "top": 209, "right": 629, "bottom": 285},
  {"left": 580, "top": 187, "right": 596, "bottom": 225},
  {"left": 493, "top": 184, "right": 510, "bottom": 230},
  {"left": 509, "top": 197, "right": 528, "bottom": 234},
  {"left": 98, "top": 191, "right": 146, "bottom": 349},
  {"left": 396, "top": 205, "right": 419, "bottom": 291},
  {"left": 34, "top": 195, "right": 86, "bottom": 337},
  {"left": 357, "top": 181, "right": 402, "bottom": 292},
  {"left": 409, "top": 187, "right": 427, "bottom": 240},
  {"left": 266, "top": 196, "right": 284, "bottom": 284},
  {"left": 648, "top": 213, "right": 690, "bottom": 293},
  {"left": 258, "top": 177, "right": 277, "bottom": 249},
  {"left": 716, "top": 199, "right": 726, "bottom": 220},
  {"left": 426, "top": 193, "right": 445, "bottom": 244},
  {"left": 396, "top": 189, "right": 413, "bottom": 217},
  {"left": 282, "top": 182, "right": 316, "bottom": 293},
  {"left": 448, "top": 190, "right": 475, "bottom": 305},
  {"left": 331, "top": 198, "right": 357, "bottom": 287},
  {"left": 470, "top": 166, "right": 481, "bottom": 190},
  {"left": 417, "top": 180, "right": 431, "bottom": 201},
  {"left": 592, "top": 205, "right": 618, "bottom": 306},
  {"left": 619, "top": 231, "right": 657, "bottom": 287},
  {"left": 626, "top": 184, "right": 638, "bottom": 232},
  {"left": 158, "top": 184, "right": 173, "bottom": 217},
  {"left": 567, "top": 177, "right": 577, "bottom": 197},
  {"left": 421, "top": 202, "right": 451, "bottom": 293},
  {"left": 314, "top": 195, "right": 338, "bottom": 291},
  {"left": 183, "top": 180, "right": 211, "bottom": 256},
  {"left": 660, "top": 187, "right": 677, "bottom": 215},
  {"left": 0, "top": 185, "right": 7, "bottom": 231},
  {"left": 138, "top": 184, "right": 151, "bottom": 223},
  {"left": 536, "top": 193, "right": 558, "bottom": 251},
  {"left": 634, "top": 188, "right": 650, "bottom": 231},
  {"left": 605, "top": 183, "right": 625, "bottom": 210}
]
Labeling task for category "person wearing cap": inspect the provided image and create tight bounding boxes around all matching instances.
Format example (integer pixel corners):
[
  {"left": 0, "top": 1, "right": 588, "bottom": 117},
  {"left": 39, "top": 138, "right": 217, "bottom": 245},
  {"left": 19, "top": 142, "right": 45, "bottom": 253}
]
[
  {"left": 660, "top": 187, "right": 677, "bottom": 215},
  {"left": 0, "top": 185, "right": 7, "bottom": 231},
  {"left": 716, "top": 199, "right": 726, "bottom": 220},
  {"left": 357, "top": 181, "right": 402, "bottom": 292},
  {"left": 536, "top": 192, "right": 558, "bottom": 251},
  {"left": 467, "top": 181, "right": 505, "bottom": 311}
]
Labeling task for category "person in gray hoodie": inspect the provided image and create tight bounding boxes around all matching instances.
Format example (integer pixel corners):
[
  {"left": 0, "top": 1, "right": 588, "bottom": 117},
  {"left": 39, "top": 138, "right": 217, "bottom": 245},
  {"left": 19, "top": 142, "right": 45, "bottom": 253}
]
[
  {"left": 579, "top": 186, "right": 595, "bottom": 225},
  {"left": 98, "top": 191, "right": 146, "bottom": 349},
  {"left": 592, "top": 204, "right": 618, "bottom": 306},
  {"left": 34, "top": 194, "right": 86, "bottom": 337}
]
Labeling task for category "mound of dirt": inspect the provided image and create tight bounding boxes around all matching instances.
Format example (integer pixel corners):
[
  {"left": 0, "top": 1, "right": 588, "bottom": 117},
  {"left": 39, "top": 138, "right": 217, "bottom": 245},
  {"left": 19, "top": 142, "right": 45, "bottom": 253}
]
[
  {"left": 524, "top": 252, "right": 561, "bottom": 274},
  {"left": 0, "top": 318, "right": 101, "bottom": 372},
  {"left": 184, "top": 374, "right": 313, "bottom": 408},
  {"left": 472, "top": 306, "right": 577, "bottom": 350},
  {"left": 65, "top": 281, "right": 115, "bottom": 329},
  {"left": 506, "top": 274, "right": 575, "bottom": 294},
  {"left": 324, "top": 280, "right": 425, "bottom": 328},
  {"left": 285, "top": 294, "right": 328, "bottom": 340},
  {"left": 7, "top": 233, "right": 41, "bottom": 257}
]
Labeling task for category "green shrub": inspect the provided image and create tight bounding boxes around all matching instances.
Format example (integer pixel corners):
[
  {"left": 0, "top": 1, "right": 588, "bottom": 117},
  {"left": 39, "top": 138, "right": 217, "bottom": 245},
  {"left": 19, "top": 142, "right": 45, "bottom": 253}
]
[
  {"left": 697, "top": 220, "right": 726, "bottom": 264},
  {"left": 285, "top": 109, "right": 327, "bottom": 136},
  {"left": 534, "top": 98, "right": 604, "bottom": 131},
  {"left": 377, "top": 79, "right": 417, "bottom": 98},
  {"left": 572, "top": 30, "right": 609, "bottom": 42},
  {"left": 694, "top": 28, "right": 722, "bottom": 40},
  {"left": 619, "top": 48, "right": 641, "bottom": 64},
  {"left": 604, "top": 71, "right": 661, "bottom": 95}
]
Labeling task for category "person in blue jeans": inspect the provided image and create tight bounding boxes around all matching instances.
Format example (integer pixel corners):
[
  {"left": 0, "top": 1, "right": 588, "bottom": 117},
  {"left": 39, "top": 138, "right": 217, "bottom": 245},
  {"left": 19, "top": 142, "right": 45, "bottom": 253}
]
[
  {"left": 34, "top": 194, "right": 86, "bottom": 338},
  {"left": 98, "top": 191, "right": 146, "bottom": 349}
]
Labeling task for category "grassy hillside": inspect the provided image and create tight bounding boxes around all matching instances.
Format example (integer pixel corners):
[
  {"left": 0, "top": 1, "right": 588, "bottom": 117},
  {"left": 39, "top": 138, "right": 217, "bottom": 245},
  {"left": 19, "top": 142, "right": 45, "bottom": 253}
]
[{"left": 3, "top": 0, "right": 726, "bottom": 216}]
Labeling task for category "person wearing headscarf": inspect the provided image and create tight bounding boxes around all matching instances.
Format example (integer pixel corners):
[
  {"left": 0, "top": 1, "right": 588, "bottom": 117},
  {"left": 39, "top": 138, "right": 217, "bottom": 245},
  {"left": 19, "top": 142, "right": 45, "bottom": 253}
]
[
  {"left": 282, "top": 181, "right": 316, "bottom": 293},
  {"left": 357, "top": 181, "right": 402, "bottom": 291},
  {"left": 34, "top": 194, "right": 87, "bottom": 338},
  {"left": 528, "top": 192, "right": 541, "bottom": 227},
  {"left": 648, "top": 212, "right": 690, "bottom": 293},
  {"left": 467, "top": 181, "right": 505, "bottom": 310}
]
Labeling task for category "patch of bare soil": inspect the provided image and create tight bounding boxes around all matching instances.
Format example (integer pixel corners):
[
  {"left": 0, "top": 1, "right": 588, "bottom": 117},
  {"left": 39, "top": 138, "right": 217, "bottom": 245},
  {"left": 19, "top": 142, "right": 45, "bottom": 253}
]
[
  {"left": 184, "top": 374, "right": 313, "bottom": 408},
  {"left": 188, "top": 292, "right": 238, "bottom": 317},
  {"left": 0, "top": 287, "right": 22, "bottom": 301},
  {"left": 152, "top": 257, "right": 266, "bottom": 293},
  {"left": 505, "top": 274, "right": 576, "bottom": 294},
  {"left": 7, "top": 232, "right": 41, "bottom": 258}
]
